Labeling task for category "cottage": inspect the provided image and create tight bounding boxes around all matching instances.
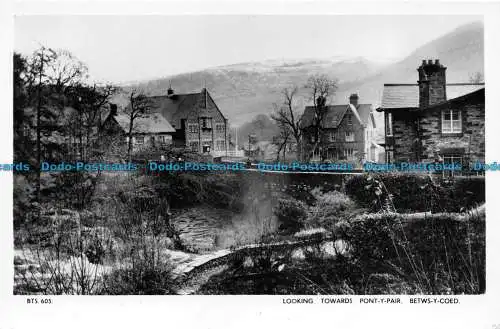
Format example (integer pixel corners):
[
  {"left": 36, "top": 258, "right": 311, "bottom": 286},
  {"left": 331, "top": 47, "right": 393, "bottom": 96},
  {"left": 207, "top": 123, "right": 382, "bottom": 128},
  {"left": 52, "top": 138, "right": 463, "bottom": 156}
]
[
  {"left": 101, "top": 105, "right": 176, "bottom": 151},
  {"left": 377, "top": 59, "right": 485, "bottom": 172},
  {"left": 147, "top": 87, "right": 229, "bottom": 156},
  {"left": 300, "top": 94, "right": 380, "bottom": 163}
]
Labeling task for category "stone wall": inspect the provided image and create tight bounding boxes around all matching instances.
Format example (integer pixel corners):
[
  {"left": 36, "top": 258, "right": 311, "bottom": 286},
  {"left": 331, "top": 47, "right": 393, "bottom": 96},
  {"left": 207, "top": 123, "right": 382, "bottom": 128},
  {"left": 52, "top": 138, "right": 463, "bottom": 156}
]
[
  {"left": 391, "top": 111, "right": 419, "bottom": 162},
  {"left": 419, "top": 101, "right": 485, "bottom": 164},
  {"left": 391, "top": 98, "right": 485, "bottom": 165},
  {"left": 184, "top": 89, "right": 227, "bottom": 153}
]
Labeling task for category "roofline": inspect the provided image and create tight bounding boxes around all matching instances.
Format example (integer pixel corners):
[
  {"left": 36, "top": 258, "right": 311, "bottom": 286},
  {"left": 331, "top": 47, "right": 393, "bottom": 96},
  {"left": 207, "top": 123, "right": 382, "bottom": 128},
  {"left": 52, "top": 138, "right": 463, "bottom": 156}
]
[
  {"left": 206, "top": 89, "right": 228, "bottom": 121},
  {"left": 383, "top": 83, "right": 418, "bottom": 86},
  {"left": 376, "top": 106, "right": 418, "bottom": 112},
  {"left": 149, "top": 93, "right": 199, "bottom": 98},
  {"left": 421, "top": 87, "right": 485, "bottom": 110},
  {"left": 377, "top": 87, "right": 484, "bottom": 112},
  {"left": 383, "top": 82, "right": 485, "bottom": 87}
]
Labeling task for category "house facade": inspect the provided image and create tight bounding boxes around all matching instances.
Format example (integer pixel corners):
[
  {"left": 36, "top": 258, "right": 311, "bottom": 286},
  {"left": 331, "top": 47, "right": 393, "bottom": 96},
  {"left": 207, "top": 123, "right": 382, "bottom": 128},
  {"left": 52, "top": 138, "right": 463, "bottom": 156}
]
[
  {"left": 148, "top": 87, "right": 229, "bottom": 156},
  {"left": 377, "top": 59, "right": 485, "bottom": 170},
  {"left": 101, "top": 106, "right": 176, "bottom": 153},
  {"left": 300, "top": 94, "right": 379, "bottom": 163}
]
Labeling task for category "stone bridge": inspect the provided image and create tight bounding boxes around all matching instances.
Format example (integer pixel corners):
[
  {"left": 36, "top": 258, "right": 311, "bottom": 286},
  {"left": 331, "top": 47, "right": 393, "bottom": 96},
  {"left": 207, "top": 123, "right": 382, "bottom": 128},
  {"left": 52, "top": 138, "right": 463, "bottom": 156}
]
[{"left": 169, "top": 231, "right": 348, "bottom": 294}]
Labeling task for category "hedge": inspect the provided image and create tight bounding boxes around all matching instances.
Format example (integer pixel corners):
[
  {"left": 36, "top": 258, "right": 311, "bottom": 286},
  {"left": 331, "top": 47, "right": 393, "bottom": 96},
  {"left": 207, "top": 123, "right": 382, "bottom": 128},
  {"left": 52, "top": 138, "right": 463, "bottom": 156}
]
[{"left": 344, "top": 173, "right": 484, "bottom": 213}]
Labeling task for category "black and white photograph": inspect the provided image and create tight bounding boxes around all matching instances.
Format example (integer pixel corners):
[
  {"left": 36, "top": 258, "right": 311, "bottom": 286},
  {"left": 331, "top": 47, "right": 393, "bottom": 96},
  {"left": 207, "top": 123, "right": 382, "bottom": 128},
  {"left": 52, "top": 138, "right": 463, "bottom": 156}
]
[
  {"left": 10, "top": 14, "right": 487, "bottom": 295},
  {"left": 1, "top": 2, "right": 500, "bottom": 329}
]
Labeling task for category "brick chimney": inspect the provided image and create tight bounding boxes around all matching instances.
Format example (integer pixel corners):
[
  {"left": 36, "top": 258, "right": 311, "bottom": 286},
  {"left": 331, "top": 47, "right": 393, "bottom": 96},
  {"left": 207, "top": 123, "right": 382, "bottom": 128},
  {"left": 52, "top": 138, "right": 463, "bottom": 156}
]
[
  {"left": 417, "top": 59, "right": 447, "bottom": 108},
  {"left": 349, "top": 93, "right": 359, "bottom": 107}
]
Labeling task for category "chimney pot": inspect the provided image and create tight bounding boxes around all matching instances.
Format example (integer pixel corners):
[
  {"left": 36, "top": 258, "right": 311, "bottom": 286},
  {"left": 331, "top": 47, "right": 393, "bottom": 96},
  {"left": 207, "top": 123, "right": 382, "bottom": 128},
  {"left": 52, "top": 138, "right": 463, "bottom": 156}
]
[
  {"left": 428, "top": 59, "right": 433, "bottom": 65},
  {"left": 422, "top": 60, "right": 427, "bottom": 65},
  {"left": 435, "top": 59, "right": 440, "bottom": 66},
  {"left": 349, "top": 93, "right": 359, "bottom": 107}
]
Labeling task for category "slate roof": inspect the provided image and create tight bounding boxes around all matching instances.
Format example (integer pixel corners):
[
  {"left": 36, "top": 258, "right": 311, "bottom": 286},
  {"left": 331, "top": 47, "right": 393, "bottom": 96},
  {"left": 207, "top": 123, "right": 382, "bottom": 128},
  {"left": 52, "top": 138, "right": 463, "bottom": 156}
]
[
  {"left": 300, "top": 103, "right": 373, "bottom": 129},
  {"left": 148, "top": 89, "right": 226, "bottom": 129},
  {"left": 112, "top": 112, "right": 175, "bottom": 134},
  {"left": 380, "top": 83, "right": 485, "bottom": 109}
]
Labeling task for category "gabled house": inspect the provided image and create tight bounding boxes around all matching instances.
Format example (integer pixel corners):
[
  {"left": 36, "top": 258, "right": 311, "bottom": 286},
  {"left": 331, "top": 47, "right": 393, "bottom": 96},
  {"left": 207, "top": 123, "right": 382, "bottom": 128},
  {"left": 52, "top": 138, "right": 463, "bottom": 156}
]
[
  {"left": 377, "top": 59, "right": 485, "bottom": 172},
  {"left": 147, "top": 87, "right": 229, "bottom": 156},
  {"left": 300, "top": 94, "right": 380, "bottom": 163},
  {"left": 101, "top": 106, "right": 176, "bottom": 152}
]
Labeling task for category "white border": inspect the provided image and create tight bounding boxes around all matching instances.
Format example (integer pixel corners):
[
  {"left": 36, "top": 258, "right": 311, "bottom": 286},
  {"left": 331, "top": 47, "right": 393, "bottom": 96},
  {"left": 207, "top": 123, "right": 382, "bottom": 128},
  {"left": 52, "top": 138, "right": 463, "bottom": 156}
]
[{"left": 1, "top": 2, "right": 500, "bottom": 329}]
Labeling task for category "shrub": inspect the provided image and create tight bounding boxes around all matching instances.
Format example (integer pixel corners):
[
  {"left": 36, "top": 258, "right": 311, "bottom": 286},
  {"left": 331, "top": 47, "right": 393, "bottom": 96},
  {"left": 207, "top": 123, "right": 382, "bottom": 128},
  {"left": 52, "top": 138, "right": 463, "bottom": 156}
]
[
  {"left": 307, "top": 189, "right": 360, "bottom": 228},
  {"left": 273, "top": 198, "right": 308, "bottom": 232},
  {"left": 103, "top": 262, "right": 175, "bottom": 295},
  {"left": 335, "top": 210, "right": 485, "bottom": 294},
  {"left": 344, "top": 173, "right": 485, "bottom": 213}
]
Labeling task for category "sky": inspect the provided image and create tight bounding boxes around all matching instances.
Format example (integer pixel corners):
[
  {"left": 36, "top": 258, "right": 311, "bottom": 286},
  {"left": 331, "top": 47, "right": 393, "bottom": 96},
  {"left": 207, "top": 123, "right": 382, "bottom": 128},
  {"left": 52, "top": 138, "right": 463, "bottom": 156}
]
[{"left": 15, "top": 15, "right": 481, "bottom": 84}]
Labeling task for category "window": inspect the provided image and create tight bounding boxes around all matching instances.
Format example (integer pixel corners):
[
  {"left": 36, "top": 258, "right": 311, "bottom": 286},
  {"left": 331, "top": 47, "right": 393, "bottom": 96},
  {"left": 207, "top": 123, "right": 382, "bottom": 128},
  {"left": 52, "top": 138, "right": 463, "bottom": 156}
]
[
  {"left": 159, "top": 135, "right": 171, "bottom": 144},
  {"left": 329, "top": 131, "right": 336, "bottom": 142},
  {"left": 386, "top": 150, "right": 394, "bottom": 163},
  {"left": 216, "top": 124, "right": 225, "bottom": 133},
  {"left": 345, "top": 131, "right": 355, "bottom": 142},
  {"left": 189, "top": 141, "right": 199, "bottom": 152},
  {"left": 202, "top": 143, "right": 211, "bottom": 153},
  {"left": 135, "top": 136, "right": 144, "bottom": 145},
  {"left": 188, "top": 124, "right": 199, "bottom": 133},
  {"left": 442, "top": 154, "right": 463, "bottom": 177},
  {"left": 442, "top": 110, "right": 462, "bottom": 134},
  {"left": 216, "top": 140, "right": 226, "bottom": 150},
  {"left": 347, "top": 114, "right": 353, "bottom": 125},
  {"left": 344, "top": 148, "right": 354, "bottom": 158},
  {"left": 386, "top": 112, "right": 393, "bottom": 136},
  {"left": 201, "top": 117, "right": 212, "bottom": 129}
]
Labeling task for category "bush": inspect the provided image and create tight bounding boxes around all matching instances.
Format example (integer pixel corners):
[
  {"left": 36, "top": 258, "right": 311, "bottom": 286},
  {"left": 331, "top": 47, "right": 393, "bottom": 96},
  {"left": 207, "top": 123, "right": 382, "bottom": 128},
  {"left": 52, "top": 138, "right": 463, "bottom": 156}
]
[
  {"left": 345, "top": 173, "right": 485, "bottom": 213},
  {"left": 335, "top": 210, "right": 485, "bottom": 294},
  {"left": 307, "top": 189, "right": 360, "bottom": 229},
  {"left": 103, "top": 263, "right": 175, "bottom": 295},
  {"left": 273, "top": 198, "right": 308, "bottom": 232}
]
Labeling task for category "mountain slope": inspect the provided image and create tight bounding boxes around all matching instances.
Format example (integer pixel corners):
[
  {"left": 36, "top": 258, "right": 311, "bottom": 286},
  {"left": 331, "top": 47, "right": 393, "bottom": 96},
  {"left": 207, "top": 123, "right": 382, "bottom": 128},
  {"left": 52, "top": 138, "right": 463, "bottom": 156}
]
[
  {"left": 129, "top": 21, "right": 483, "bottom": 130},
  {"left": 130, "top": 57, "right": 386, "bottom": 126}
]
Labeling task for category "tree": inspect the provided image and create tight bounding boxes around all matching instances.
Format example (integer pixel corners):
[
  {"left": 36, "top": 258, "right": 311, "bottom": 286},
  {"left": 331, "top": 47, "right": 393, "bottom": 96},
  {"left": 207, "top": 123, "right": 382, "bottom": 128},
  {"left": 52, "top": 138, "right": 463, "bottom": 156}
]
[
  {"left": 14, "top": 47, "right": 91, "bottom": 211},
  {"left": 272, "top": 122, "right": 292, "bottom": 162},
  {"left": 304, "top": 74, "right": 338, "bottom": 160},
  {"left": 67, "top": 83, "right": 118, "bottom": 161},
  {"left": 271, "top": 86, "right": 302, "bottom": 160},
  {"left": 469, "top": 72, "right": 484, "bottom": 83},
  {"left": 124, "top": 90, "right": 152, "bottom": 161}
]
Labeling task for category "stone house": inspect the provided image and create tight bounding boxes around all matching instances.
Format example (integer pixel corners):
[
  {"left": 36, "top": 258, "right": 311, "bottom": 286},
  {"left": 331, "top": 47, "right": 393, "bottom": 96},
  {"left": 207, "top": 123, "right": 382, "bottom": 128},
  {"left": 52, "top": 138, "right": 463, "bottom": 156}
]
[
  {"left": 300, "top": 94, "right": 380, "bottom": 163},
  {"left": 377, "top": 59, "right": 485, "bottom": 171},
  {"left": 101, "top": 106, "right": 176, "bottom": 152},
  {"left": 147, "top": 87, "right": 229, "bottom": 156}
]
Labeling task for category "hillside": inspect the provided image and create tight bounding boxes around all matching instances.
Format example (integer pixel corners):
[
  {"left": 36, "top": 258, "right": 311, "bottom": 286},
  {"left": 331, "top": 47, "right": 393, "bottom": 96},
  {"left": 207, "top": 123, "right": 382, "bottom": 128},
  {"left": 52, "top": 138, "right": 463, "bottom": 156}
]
[
  {"left": 129, "top": 57, "right": 386, "bottom": 127},
  {"left": 127, "top": 21, "right": 483, "bottom": 139}
]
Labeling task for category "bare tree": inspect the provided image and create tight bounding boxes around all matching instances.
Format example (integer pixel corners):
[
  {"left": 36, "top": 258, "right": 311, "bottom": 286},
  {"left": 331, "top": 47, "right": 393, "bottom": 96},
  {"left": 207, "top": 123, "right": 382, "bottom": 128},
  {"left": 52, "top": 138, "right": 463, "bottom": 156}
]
[
  {"left": 24, "top": 47, "right": 88, "bottom": 204},
  {"left": 469, "top": 72, "right": 484, "bottom": 83},
  {"left": 68, "top": 83, "right": 118, "bottom": 161},
  {"left": 271, "top": 86, "right": 302, "bottom": 160},
  {"left": 272, "top": 122, "right": 292, "bottom": 162},
  {"left": 304, "top": 74, "right": 338, "bottom": 160},
  {"left": 125, "top": 90, "right": 152, "bottom": 161}
]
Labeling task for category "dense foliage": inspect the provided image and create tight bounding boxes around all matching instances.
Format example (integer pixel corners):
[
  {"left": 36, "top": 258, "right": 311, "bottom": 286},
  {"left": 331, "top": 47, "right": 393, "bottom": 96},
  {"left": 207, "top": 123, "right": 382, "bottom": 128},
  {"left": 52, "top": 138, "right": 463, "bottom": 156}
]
[{"left": 345, "top": 173, "right": 485, "bottom": 213}]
